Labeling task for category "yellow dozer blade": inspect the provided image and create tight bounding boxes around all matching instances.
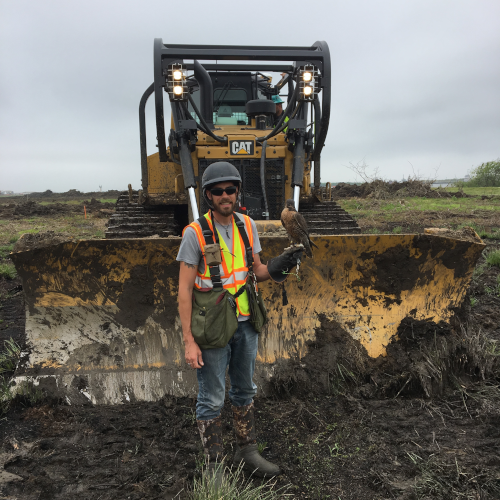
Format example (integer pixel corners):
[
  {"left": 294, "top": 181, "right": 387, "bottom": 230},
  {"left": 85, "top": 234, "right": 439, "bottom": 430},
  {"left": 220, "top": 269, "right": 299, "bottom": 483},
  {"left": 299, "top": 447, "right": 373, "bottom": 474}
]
[{"left": 11, "top": 232, "right": 484, "bottom": 404}]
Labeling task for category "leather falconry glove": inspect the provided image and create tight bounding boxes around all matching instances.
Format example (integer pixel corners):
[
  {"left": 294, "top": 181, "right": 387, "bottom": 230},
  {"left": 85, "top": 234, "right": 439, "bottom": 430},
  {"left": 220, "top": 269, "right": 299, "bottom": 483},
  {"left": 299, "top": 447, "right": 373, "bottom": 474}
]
[{"left": 267, "top": 247, "right": 304, "bottom": 283}]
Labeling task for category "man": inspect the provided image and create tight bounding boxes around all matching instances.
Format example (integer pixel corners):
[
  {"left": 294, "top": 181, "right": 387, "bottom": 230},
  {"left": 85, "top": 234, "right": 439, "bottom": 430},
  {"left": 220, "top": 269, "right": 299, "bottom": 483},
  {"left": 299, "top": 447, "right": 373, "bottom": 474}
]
[
  {"left": 176, "top": 161, "right": 302, "bottom": 478},
  {"left": 272, "top": 95, "right": 287, "bottom": 127}
]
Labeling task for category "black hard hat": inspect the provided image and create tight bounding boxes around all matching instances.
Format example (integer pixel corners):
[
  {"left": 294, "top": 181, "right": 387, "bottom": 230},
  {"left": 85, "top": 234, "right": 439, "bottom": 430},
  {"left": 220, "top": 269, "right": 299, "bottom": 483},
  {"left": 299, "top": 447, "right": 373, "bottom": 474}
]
[
  {"left": 202, "top": 162, "right": 242, "bottom": 209},
  {"left": 201, "top": 162, "right": 241, "bottom": 191}
]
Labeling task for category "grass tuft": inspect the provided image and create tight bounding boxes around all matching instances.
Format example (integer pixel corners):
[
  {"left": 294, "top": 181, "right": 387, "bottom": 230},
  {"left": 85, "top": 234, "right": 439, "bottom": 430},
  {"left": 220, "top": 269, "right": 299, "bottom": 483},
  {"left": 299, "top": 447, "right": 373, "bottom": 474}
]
[
  {"left": 0, "top": 339, "right": 22, "bottom": 414},
  {"left": 485, "top": 249, "right": 500, "bottom": 267},
  {"left": 187, "top": 461, "right": 289, "bottom": 499},
  {"left": 0, "top": 244, "right": 15, "bottom": 259},
  {"left": 1, "top": 379, "right": 46, "bottom": 415},
  {"left": 471, "top": 262, "right": 487, "bottom": 283},
  {"left": 257, "top": 442, "right": 267, "bottom": 454},
  {"left": 0, "top": 262, "right": 17, "bottom": 279},
  {"left": 394, "top": 322, "right": 500, "bottom": 399},
  {"left": 457, "top": 222, "right": 500, "bottom": 240},
  {"left": 331, "top": 362, "right": 362, "bottom": 396},
  {"left": 407, "top": 450, "right": 500, "bottom": 498},
  {"left": 18, "top": 228, "right": 39, "bottom": 236},
  {"left": 0, "top": 339, "right": 21, "bottom": 374}
]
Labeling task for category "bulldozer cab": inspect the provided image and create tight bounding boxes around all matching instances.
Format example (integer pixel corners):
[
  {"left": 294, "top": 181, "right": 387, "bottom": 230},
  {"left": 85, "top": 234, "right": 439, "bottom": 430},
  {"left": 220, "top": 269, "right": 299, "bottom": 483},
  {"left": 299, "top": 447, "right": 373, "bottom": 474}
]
[
  {"left": 194, "top": 72, "right": 258, "bottom": 125},
  {"left": 138, "top": 40, "right": 331, "bottom": 227}
]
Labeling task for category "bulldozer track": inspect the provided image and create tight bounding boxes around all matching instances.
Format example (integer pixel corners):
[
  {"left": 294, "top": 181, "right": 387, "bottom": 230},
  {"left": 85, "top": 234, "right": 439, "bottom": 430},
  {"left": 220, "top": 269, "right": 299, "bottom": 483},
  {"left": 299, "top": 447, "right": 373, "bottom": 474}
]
[
  {"left": 300, "top": 201, "right": 361, "bottom": 235},
  {"left": 105, "top": 192, "right": 179, "bottom": 239},
  {"left": 106, "top": 194, "right": 360, "bottom": 238}
]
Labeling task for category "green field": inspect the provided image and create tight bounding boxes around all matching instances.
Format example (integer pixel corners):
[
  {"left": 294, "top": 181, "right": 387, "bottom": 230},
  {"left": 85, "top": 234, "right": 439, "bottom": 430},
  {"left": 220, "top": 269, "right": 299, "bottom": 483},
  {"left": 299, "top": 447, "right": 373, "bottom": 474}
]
[
  {"left": 341, "top": 196, "right": 500, "bottom": 218},
  {"left": 38, "top": 198, "right": 117, "bottom": 205},
  {"left": 339, "top": 194, "right": 500, "bottom": 236},
  {"left": 438, "top": 186, "right": 500, "bottom": 196},
  {"left": 0, "top": 215, "right": 107, "bottom": 247}
]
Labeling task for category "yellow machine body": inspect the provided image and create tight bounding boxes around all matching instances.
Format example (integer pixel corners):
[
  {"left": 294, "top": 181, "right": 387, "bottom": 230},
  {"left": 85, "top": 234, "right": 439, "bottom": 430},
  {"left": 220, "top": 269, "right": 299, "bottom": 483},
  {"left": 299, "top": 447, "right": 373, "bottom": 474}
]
[
  {"left": 11, "top": 233, "right": 484, "bottom": 404},
  {"left": 144, "top": 126, "right": 312, "bottom": 207}
]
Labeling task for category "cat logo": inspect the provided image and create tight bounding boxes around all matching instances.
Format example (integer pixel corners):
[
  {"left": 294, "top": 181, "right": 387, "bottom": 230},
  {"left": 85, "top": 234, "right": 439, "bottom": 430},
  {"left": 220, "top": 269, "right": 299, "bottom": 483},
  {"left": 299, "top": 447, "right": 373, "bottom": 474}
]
[{"left": 229, "top": 140, "right": 254, "bottom": 156}]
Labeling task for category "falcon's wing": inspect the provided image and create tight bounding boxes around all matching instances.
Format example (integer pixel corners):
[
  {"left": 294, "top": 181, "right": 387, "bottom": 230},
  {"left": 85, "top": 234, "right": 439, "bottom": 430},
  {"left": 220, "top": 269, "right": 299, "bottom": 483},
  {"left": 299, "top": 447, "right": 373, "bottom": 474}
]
[
  {"left": 280, "top": 207, "right": 289, "bottom": 229},
  {"left": 293, "top": 212, "right": 310, "bottom": 236}
]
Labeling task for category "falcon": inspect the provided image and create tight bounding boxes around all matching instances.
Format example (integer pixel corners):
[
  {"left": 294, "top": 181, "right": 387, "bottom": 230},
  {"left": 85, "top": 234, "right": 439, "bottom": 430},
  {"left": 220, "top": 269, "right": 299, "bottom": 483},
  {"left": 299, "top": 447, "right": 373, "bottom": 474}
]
[{"left": 280, "top": 199, "right": 318, "bottom": 258}]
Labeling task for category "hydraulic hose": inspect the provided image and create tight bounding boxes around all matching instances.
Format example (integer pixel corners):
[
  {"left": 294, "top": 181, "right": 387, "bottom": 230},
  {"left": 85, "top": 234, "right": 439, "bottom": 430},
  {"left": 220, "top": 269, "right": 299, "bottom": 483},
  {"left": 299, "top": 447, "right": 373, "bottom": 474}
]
[
  {"left": 181, "top": 100, "right": 210, "bottom": 135},
  {"left": 256, "top": 83, "right": 299, "bottom": 142},
  {"left": 178, "top": 135, "right": 196, "bottom": 189},
  {"left": 186, "top": 96, "right": 227, "bottom": 144},
  {"left": 275, "top": 74, "right": 290, "bottom": 91},
  {"left": 139, "top": 83, "right": 154, "bottom": 189},
  {"left": 193, "top": 60, "right": 214, "bottom": 129},
  {"left": 260, "top": 140, "right": 269, "bottom": 220},
  {"left": 257, "top": 101, "right": 303, "bottom": 144},
  {"left": 168, "top": 133, "right": 181, "bottom": 165},
  {"left": 314, "top": 158, "right": 321, "bottom": 191}
]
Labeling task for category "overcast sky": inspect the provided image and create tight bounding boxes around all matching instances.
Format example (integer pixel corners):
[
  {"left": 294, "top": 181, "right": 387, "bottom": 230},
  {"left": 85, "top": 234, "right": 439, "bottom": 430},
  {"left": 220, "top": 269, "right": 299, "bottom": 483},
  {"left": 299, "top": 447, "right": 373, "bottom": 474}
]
[{"left": 1, "top": 0, "right": 499, "bottom": 193}]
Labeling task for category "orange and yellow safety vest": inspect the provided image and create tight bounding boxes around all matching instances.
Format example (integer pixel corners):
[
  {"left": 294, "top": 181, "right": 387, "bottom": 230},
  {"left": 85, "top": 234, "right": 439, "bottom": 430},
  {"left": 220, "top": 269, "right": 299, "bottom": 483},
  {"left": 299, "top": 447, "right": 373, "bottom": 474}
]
[{"left": 183, "top": 212, "right": 255, "bottom": 317}]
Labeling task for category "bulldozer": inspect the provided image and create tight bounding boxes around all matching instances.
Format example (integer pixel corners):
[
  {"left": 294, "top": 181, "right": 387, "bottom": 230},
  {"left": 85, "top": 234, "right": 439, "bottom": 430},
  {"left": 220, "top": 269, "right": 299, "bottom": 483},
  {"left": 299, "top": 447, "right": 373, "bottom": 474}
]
[
  {"left": 105, "top": 39, "right": 359, "bottom": 237},
  {"left": 11, "top": 41, "right": 484, "bottom": 404}
]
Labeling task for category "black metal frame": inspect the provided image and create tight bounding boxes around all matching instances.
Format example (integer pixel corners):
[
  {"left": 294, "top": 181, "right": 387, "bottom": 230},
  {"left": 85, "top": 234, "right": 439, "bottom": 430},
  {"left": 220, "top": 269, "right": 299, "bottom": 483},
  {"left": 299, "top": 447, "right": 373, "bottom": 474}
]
[
  {"left": 186, "top": 63, "right": 294, "bottom": 72},
  {"left": 138, "top": 40, "right": 331, "bottom": 192},
  {"left": 139, "top": 83, "right": 154, "bottom": 189}
]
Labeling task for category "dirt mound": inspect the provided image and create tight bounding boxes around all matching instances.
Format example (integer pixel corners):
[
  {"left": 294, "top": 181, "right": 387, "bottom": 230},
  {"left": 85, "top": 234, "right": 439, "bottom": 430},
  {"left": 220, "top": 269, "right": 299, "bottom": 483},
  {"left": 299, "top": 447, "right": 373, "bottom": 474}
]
[
  {"left": 27, "top": 189, "right": 122, "bottom": 200},
  {"left": 424, "top": 226, "right": 484, "bottom": 243},
  {"left": 36, "top": 189, "right": 54, "bottom": 197},
  {"left": 333, "top": 180, "right": 469, "bottom": 199},
  {"left": 10, "top": 201, "right": 75, "bottom": 217},
  {"left": 0, "top": 199, "right": 114, "bottom": 219},
  {"left": 270, "top": 313, "right": 499, "bottom": 400},
  {"left": 81, "top": 197, "right": 115, "bottom": 209},
  {"left": 13, "top": 231, "right": 74, "bottom": 252}
]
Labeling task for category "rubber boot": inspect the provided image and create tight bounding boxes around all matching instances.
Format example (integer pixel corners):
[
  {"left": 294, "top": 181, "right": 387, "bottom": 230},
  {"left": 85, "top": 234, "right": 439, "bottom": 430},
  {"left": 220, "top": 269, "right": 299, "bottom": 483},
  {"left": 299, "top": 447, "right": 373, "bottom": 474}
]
[
  {"left": 232, "top": 402, "right": 281, "bottom": 477},
  {"left": 197, "top": 415, "right": 224, "bottom": 488}
]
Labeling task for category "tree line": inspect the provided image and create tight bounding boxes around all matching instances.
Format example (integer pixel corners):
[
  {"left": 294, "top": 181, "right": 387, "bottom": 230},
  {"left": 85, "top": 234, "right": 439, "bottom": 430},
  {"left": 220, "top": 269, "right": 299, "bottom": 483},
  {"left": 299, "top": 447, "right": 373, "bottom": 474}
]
[{"left": 457, "top": 159, "right": 500, "bottom": 187}]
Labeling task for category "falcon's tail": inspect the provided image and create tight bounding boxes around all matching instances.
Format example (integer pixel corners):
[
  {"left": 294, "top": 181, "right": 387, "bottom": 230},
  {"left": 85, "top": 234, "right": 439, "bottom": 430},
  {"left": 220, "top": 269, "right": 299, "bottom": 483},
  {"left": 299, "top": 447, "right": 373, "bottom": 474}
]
[
  {"left": 303, "top": 238, "right": 317, "bottom": 258},
  {"left": 307, "top": 237, "right": 319, "bottom": 257}
]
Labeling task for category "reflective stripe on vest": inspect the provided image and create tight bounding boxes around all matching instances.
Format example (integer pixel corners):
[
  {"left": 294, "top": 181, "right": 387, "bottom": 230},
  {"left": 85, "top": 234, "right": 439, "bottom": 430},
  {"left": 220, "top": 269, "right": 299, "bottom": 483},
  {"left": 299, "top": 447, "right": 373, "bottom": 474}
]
[{"left": 184, "top": 212, "right": 255, "bottom": 317}]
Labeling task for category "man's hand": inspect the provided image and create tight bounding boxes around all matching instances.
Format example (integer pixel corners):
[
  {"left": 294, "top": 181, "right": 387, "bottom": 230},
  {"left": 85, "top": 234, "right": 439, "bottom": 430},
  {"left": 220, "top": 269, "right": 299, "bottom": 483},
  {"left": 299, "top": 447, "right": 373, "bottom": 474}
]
[
  {"left": 178, "top": 261, "right": 202, "bottom": 369},
  {"left": 267, "top": 246, "right": 305, "bottom": 283},
  {"left": 185, "top": 339, "right": 204, "bottom": 369}
]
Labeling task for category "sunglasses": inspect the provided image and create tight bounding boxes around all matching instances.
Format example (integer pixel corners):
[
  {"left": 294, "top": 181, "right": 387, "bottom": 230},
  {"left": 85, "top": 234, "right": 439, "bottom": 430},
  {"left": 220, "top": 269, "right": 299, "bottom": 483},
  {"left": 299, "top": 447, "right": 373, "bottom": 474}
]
[{"left": 210, "top": 186, "right": 237, "bottom": 196}]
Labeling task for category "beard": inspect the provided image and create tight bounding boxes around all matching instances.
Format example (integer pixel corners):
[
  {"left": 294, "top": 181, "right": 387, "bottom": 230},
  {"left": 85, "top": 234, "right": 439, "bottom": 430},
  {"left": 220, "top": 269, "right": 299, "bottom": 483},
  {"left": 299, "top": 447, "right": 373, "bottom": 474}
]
[{"left": 213, "top": 197, "right": 235, "bottom": 216}]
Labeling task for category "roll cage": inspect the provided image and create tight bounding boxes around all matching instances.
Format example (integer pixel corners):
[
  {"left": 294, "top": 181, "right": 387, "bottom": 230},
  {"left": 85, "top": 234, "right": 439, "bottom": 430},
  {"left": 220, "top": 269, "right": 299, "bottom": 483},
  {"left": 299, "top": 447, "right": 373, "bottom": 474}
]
[{"left": 139, "top": 40, "right": 331, "bottom": 209}]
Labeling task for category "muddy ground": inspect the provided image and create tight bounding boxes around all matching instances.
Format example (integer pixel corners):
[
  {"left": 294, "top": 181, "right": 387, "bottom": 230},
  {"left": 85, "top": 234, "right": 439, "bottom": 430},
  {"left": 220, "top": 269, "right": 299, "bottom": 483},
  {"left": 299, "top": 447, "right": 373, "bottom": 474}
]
[
  {"left": 0, "top": 199, "right": 115, "bottom": 220},
  {"left": 0, "top": 192, "right": 499, "bottom": 499},
  {"left": 1, "top": 189, "right": 122, "bottom": 202}
]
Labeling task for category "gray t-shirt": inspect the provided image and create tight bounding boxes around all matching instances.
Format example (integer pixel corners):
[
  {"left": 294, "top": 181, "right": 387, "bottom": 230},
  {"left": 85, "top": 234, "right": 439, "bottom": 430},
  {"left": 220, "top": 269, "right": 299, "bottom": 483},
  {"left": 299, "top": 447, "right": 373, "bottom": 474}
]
[{"left": 177, "top": 213, "right": 262, "bottom": 321}]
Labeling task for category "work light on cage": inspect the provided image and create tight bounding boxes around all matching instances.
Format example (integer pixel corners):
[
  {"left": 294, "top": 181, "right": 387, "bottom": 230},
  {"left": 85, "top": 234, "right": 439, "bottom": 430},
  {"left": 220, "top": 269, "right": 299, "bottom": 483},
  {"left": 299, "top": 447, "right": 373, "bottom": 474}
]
[
  {"left": 298, "top": 65, "right": 318, "bottom": 101},
  {"left": 166, "top": 63, "right": 188, "bottom": 101}
]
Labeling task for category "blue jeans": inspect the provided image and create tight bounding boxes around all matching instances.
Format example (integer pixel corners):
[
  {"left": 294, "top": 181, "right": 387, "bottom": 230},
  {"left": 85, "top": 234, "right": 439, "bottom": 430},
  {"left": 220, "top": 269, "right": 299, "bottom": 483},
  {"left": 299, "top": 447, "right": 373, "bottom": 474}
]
[{"left": 196, "top": 320, "right": 259, "bottom": 420}]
